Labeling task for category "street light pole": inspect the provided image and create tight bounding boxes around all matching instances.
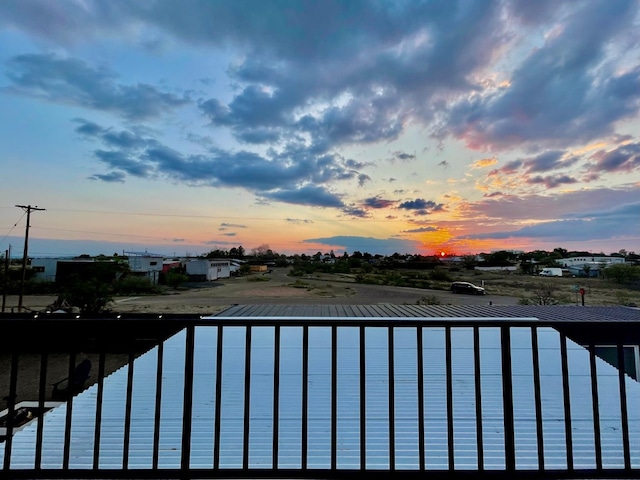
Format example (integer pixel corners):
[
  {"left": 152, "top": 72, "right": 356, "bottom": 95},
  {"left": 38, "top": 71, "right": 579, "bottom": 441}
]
[{"left": 16, "top": 204, "right": 45, "bottom": 311}]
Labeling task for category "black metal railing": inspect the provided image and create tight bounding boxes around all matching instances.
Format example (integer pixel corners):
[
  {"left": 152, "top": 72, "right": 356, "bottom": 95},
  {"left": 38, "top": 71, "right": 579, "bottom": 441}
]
[{"left": 1, "top": 314, "right": 640, "bottom": 479}]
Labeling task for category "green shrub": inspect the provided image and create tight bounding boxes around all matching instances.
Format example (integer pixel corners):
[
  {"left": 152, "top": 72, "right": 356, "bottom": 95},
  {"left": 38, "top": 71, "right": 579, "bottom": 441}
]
[
  {"left": 61, "top": 278, "right": 113, "bottom": 315},
  {"left": 291, "top": 279, "right": 311, "bottom": 289},
  {"left": 114, "top": 276, "right": 161, "bottom": 294},
  {"left": 416, "top": 295, "right": 442, "bottom": 305},
  {"left": 429, "top": 269, "right": 453, "bottom": 282},
  {"left": 165, "top": 271, "right": 189, "bottom": 289}
]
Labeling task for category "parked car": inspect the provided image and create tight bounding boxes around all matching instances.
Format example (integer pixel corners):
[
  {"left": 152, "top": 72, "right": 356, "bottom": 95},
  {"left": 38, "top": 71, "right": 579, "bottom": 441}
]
[{"left": 451, "top": 281, "right": 486, "bottom": 295}]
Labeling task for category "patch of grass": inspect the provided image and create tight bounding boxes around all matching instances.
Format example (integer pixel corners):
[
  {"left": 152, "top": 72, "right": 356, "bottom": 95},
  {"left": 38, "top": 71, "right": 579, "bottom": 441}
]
[
  {"left": 247, "top": 276, "right": 271, "bottom": 282},
  {"left": 291, "top": 279, "right": 312, "bottom": 289},
  {"left": 416, "top": 295, "right": 442, "bottom": 305}
]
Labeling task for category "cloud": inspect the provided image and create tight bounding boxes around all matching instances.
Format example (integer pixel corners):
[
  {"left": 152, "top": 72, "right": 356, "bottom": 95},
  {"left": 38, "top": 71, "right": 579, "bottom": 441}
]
[
  {"left": 403, "top": 226, "right": 438, "bottom": 233},
  {"left": 458, "top": 202, "right": 640, "bottom": 243},
  {"left": 88, "top": 171, "right": 125, "bottom": 183},
  {"left": 362, "top": 196, "right": 396, "bottom": 209},
  {"left": 526, "top": 175, "right": 578, "bottom": 189},
  {"left": 303, "top": 235, "right": 420, "bottom": 255},
  {"left": 441, "top": 0, "right": 640, "bottom": 151},
  {"left": 389, "top": 151, "right": 416, "bottom": 163},
  {"left": 5, "top": 54, "right": 190, "bottom": 119},
  {"left": 341, "top": 205, "right": 369, "bottom": 218},
  {"left": 258, "top": 185, "right": 344, "bottom": 208},
  {"left": 589, "top": 142, "right": 640, "bottom": 173},
  {"left": 286, "top": 218, "right": 314, "bottom": 224},
  {"left": 398, "top": 198, "right": 444, "bottom": 215},
  {"left": 78, "top": 120, "right": 364, "bottom": 208},
  {"left": 471, "top": 158, "right": 498, "bottom": 169},
  {"left": 220, "top": 223, "right": 247, "bottom": 229},
  {"left": 460, "top": 186, "right": 640, "bottom": 223}
]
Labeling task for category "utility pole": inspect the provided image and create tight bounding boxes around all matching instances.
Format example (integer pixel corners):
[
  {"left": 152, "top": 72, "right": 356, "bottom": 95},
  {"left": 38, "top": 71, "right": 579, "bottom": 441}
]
[
  {"left": 1, "top": 246, "right": 9, "bottom": 313},
  {"left": 16, "top": 204, "right": 45, "bottom": 311}
]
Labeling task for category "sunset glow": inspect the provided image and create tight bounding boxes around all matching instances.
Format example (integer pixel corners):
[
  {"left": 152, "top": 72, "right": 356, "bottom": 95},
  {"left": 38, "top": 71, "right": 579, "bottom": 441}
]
[{"left": 1, "top": 1, "right": 639, "bottom": 258}]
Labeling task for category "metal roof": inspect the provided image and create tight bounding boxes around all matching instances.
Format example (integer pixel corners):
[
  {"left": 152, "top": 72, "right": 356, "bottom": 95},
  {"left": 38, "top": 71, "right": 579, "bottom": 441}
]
[
  {"left": 218, "top": 304, "right": 640, "bottom": 323},
  {"left": 4, "top": 318, "right": 640, "bottom": 472}
]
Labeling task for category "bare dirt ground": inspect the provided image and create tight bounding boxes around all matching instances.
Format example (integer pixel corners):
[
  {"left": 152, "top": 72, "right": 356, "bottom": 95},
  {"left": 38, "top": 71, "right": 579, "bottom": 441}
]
[
  {"left": 4, "top": 267, "right": 639, "bottom": 315},
  {"left": 4, "top": 267, "right": 519, "bottom": 316}
]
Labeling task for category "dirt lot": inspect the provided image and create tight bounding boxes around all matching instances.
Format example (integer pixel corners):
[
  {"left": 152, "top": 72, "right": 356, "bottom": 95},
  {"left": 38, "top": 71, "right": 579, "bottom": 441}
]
[
  {"left": 4, "top": 267, "right": 639, "bottom": 315},
  {"left": 5, "top": 267, "right": 640, "bottom": 315},
  {"left": 5, "top": 267, "right": 525, "bottom": 316}
]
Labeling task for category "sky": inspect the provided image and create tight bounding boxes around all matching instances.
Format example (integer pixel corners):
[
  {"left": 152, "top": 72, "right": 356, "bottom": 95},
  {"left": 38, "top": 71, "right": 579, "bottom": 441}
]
[{"left": 1, "top": 0, "right": 640, "bottom": 258}]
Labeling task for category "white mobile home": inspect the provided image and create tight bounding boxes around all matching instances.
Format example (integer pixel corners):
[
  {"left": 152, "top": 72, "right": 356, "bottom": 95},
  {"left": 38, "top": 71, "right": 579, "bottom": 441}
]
[
  {"left": 185, "top": 259, "right": 231, "bottom": 281},
  {"left": 125, "top": 252, "right": 164, "bottom": 284}
]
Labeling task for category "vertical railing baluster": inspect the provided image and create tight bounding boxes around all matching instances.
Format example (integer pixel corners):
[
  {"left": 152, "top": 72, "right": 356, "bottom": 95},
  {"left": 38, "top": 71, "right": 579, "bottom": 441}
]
[
  {"left": 531, "top": 326, "right": 544, "bottom": 470},
  {"left": 589, "top": 344, "right": 602, "bottom": 470},
  {"left": 2, "top": 352, "right": 19, "bottom": 471},
  {"left": 35, "top": 352, "right": 48, "bottom": 470},
  {"left": 331, "top": 325, "right": 337, "bottom": 471},
  {"left": 359, "top": 325, "right": 366, "bottom": 470},
  {"left": 416, "top": 326, "right": 425, "bottom": 471},
  {"left": 152, "top": 342, "right": 164, "bottom": 470},
  {"left": 213, "top": 326, "right": 224, "bottom": 470},
  {"left": 93, "top": 351, "right": 106, "bottom": 470},
  {"left": 501, "top": 326, "right": 515, "bottom": 472},
  {"left": 181, "top": 326, "right": 195, "bottom": 471},
  {"left": 388, "top": 326, "right": 395, "bottom": 471},
  {"left": 123, "top": 351, "right": 135, "bottom": 469},
  {"left": 473, "top": 326, "right": 484, "bottom": 471},
  {"left": 617, "top": 343, "right": 631, "bottom": 470},
  {"left": 273, "top": 325, "right": 281, "bottom": 469},
  {"left": 301, "top": 325, "right": 309, "bottom": 469},
  {"left": 62, "top": 352, "right": 76, "bottom": 470},
  {"left": 560, "top": 333, "right": 573, "bottom": 470},
  {"left": 242, "top": 325, "right": 252, "bottom": 470},
  {"left": 445, "top": 326, "right": 454, "bottom": 470}
]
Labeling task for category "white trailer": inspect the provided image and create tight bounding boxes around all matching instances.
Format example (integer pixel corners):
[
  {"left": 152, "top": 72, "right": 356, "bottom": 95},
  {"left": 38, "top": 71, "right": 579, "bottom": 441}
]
[{"left": 539, "top": 267, "right": 563, "bottom": 277}]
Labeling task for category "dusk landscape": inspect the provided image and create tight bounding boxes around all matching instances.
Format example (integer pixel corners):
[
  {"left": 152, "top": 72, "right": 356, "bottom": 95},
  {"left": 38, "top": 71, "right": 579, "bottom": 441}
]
[{"left": 1, "top": 0, "right": 639, "bottom": 258}]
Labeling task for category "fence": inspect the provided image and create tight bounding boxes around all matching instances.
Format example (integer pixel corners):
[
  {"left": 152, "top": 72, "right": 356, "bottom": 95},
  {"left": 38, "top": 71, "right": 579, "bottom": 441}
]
[{"left": 1, "top": 314, "right": 639, "bottom": 479}]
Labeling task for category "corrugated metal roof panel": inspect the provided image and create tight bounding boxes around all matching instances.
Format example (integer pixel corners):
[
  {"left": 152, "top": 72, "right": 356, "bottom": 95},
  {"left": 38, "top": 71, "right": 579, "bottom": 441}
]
[
  {"left": 4, "top": 321, "right": 640, "bottom": 472},
  {"left": 218, "top": 304, "right": 640, "bottom": 322}
]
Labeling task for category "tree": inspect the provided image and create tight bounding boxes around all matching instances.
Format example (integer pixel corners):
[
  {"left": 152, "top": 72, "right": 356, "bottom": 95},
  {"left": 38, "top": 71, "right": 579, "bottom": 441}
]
[
  {"left": 553, "top": 247, "right": 568, "bottom": 258},
  {"left": 521, "top": 282, "right": 559, "bottom": 305},
  {"left": 166, "top": 269, "right": 188, "bottom": 289},
  {"left": 252, "top": 244, "right": 270, "bottom": 258},
  {"left": 603, "top": 264, "right": 640, "bottom": 284},
  {"left": 61, "top": 276, "right": 113, "bottom": 315}
]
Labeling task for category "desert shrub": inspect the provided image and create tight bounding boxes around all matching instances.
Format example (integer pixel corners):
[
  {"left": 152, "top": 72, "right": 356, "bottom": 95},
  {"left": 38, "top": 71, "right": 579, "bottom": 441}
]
[
  {"left": 603, "top": 264, "right": 640, "bottom": 285},
  {"left": 384, "top": 271, "right": 405, "bottom": 286},
  {"left": 165, "top": 271, "right": 189, "bottom": 290},
  {"left": 430, "top": 269, "right": 453, "bottom": 282},
  {"left": 114, "top": 276, "right": 161, "bottom": 295},
  {"left": 416, "top": 295, "right": 442, "bottom": 305},
  {"left": 291, "top": 279, "right": 311, "bottom": 289},
  {"left": 61, "top": 277, "right": 113, "bottom": 315}
]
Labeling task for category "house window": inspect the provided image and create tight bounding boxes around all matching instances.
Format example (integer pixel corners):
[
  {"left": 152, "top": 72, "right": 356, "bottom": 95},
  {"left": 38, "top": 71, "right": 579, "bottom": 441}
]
[
  {"left": 32, "top": 266, "right": 45, "bottom": 273},
  {"left": 150, "top": 261, "right": 158, "bottom": 266}
]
